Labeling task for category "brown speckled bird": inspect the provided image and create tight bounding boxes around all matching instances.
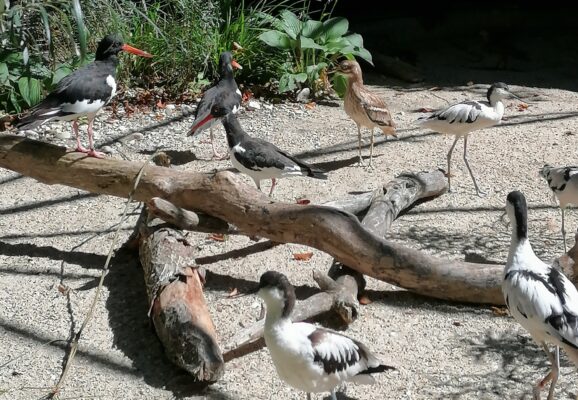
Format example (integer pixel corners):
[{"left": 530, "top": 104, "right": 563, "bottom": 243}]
[{"left": 337, "top": 60, "right": 396, "bottom": 167}]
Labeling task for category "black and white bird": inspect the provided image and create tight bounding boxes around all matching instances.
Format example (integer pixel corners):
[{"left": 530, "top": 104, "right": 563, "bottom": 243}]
[
  {"left": 187, "top": 51, "right": 242, "bottom": 159},
  {"left": 16, "top": 34, "right": 152, "bottom": 158},
  {"left": 540, "top": 164, "right": 578, "bottom": 253},
  {"left": 208, "top": 106, "right": 327, "bottom": 196},
  {"left": 502, "top": 190, "right": 578, "bottom": 400},
  {"left": 417, "top": 82, "right": 521, "bottom": 196},
  {"left": 256, "top": 271, "right": 395, "bottom": 400}
]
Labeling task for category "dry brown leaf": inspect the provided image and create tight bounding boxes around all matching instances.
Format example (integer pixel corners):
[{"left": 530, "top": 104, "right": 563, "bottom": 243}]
[
  {"left": 305, "top": 102, "right": 316, "bottom": 109},
  {"left": 296, "top": 198, "right": 311, "bottom": 205},
  {"left": 491, "top": 306, "right": 509, "bottom": 316},
  {"left": 209, "top": 233, "right": 226, "bottom": 242},
  {"left": 156, "top": 99, "right": 166, "bottom": 109},
  {"left": 227, "top": 287, "right": 238, "bottom": 297},
  {"left": 517, "top": 103, "right": 529, "bottom": 112},
  {"left": 358, "top": 294, "right": 372, "bottom": 305},
  {"left": 57, "top": 284, "right": 70, "bottom": 295},
  {"left": 293, "top": 251, "right": 313, "bottom": 261}
]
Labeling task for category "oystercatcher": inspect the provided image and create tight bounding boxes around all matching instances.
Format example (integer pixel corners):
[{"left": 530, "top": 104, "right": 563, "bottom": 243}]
[
  {"left": 417, "top": 82, "right": 521, "bottom": 196},
  {"left": 539, "top": 164, "right": 578, "bottom": 253},
  {"left": 211, "top": 106, "right": 327, "bottom": 196},
  {"left": 187, "top": 51, "right": 242, "bottom": 159},
  {"left": 255, "top": 271, "right": 395, "bottom": 400},
  {"left": 15, "top": 34, "right": 152, "bottom": 158},
  {"left": 502, "top": 191, "right": 578, "bottom": 400},
  {"left": 337, "top": 60, "right": 397, "bottom": 167}
]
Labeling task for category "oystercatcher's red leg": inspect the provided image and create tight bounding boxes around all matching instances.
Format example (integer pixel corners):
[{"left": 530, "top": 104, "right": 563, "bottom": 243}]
[
  {"left": 73, "top": 120, "right": 89, "bottom": 153},
  {"left": 210, "top": 127, "right": 228, "bottom": 160},
  {"left": 268, "top": 178, "right": 277, "bottom": 197},
  {"left": 86, "top": 117, "right": 105, "bottom": 158}
]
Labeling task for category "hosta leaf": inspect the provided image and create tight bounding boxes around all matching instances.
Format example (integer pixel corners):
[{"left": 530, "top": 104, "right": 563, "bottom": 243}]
[
  {"left": 322, "top": 17, "right": 348, "bottom": 40},
  {"left": 18, "top": 77, "right": 31, "bottom": 106},
  {"left": 28, "top": 78, "right": 42, "bottom": 105},
  {"left": 259, "top": 30, "right": 292, "bottom": 49},
  {"left": 0, "top": 63, "right": 8, "bottom": 84},
  {"left": 351, "top": 47, "right": 373, "bottom": 65},
  {"left": 302, "top": 20, "right": 323, "bottom": 39},
  {"left": 332, "top": 74, "right": 348, "bottom": 99},
  {"left": 325, "top": 37, "right": 350, "bottom": 53},
  {"left": 9, "top": 91, "right": 21, "bottom": 113},
  {"left": 344, "top": 33, "right": 364, "bottom": 48},
  {"left": 52, "top": 65, "right": 73, "bottom": 85},
  {"left": 279, "top": 73, "right": 296, "bottom": 93},
  {"left": 279, "top": 10, "right": 302, "bottom": 39},
  {"left": 294, "top": 72, "right": 307, "bottom": 83},
  {"left": 299, "top": 36, "right": 324, "bottom": 50}
]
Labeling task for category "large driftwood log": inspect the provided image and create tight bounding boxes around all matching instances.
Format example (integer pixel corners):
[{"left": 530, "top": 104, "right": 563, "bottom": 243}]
[
  {"left": 138, "top": 216, "right": 224, "bottom": 382},
  {"left": 0, "top": 136, "right": 504, "bottom": 304},
  {"left": 224, "top": 170, "right": 447, "bottom": 360}
]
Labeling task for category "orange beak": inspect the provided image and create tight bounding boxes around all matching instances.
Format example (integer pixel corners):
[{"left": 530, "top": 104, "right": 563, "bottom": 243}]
[
  {"left": 231, "top": 59, "right": 242, "bottom": 70},
  {"left": 122, "top": 44, "right": 153, "bottom": 58}
]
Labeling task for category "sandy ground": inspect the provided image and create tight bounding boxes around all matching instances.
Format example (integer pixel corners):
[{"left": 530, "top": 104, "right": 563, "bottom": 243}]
[{"left": 2, "top": 74, "right": 578, "bottom": 400}]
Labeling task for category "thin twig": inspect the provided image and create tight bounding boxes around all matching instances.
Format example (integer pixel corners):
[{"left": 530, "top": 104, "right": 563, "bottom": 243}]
[{"left": 47, "top": 152, "right": 160, "bottom": 399}]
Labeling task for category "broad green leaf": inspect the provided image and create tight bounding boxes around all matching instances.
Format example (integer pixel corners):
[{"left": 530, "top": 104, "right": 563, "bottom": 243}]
[
  {"left": 52, "top": 66, "right": 73, "bottom": 85},
  {"left": 302, "top": 20, "right": 323, "bottom": 39},
  {"left": 332, "top": 74, "right": 348, "bottom": 98},
  {"left": 0, "top": 63, "right": 8, "bottom": 84},
  {"left": 350, "top": 47, "right": 373, "bottom": 65},
  {"left": 324, "top": 37, "right": 350, "bottom": 53},
  {"left": 279, "top": 10, "right": 302, "bottom": 39},
  {"left": 9, "top": 91, "right": 21, "bottom": 113},
  {"left": 0, "top": 0, "right": 4, "bottom": 14},
  {"left": 299, "top": 36, "right": 324, "bottom": 50},
  {"left": 279, "top": 73, "right": 296, "bottom": 93},
  {"left": 28, "top": 78, "right": 42, "bottom": 105},
  {"left": 18, "top": 77, "right": 31, "bottom": 106},
  {"left": 259, "top": 30, "right": 292, "bottom": 49},
  {"left": 294, "top": 72, "right": 307, "bottom": 83},
  {"left": 322, "top": 17, "right": 348, "bottom": 40},
  {"left": 344, "top": 33, "right": 364, "bottom": 48}
]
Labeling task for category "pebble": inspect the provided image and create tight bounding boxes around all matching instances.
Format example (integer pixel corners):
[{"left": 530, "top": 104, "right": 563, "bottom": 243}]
[
  {"left": 246, "top": 100, "right": 261, "bottom": 111},
  {"left": 100, "top": 145, "right": 114, "bottom": 154},
  {"left": 296, "top": 88, "right": 310, "bottom": 103}
]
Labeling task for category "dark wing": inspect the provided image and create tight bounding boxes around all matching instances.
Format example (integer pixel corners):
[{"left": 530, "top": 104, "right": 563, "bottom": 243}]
[
  {"left": 190, "top": 79, "right": 241, "bottom": 134},
  {"left": 504, "top": 266, "right": 578, "bottom": 349},
  {"left": 16, "top": 61, "right": 116, "bottom": 129},
  {"left": 239, "top": 138, "right": 327, "bottom": 179}
]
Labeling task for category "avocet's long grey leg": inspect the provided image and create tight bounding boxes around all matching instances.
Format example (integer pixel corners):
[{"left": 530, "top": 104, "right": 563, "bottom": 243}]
[
  {"left": 462, "top": 136, "right": 486, "bottom": 197},
  {"left": 446, "top": 136, "right": 460, "bottom": 192}
]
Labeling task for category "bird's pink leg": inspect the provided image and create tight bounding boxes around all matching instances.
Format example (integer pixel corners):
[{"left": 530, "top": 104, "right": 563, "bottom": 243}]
[
  {"left": 268, "top": 179, "right": 277, "bottom": 197},
  {"left": 86, "top": 117, "right": 105, "bottom": 158},
  {"left": 73, "top": 120, "right": 89, "bottom": 153}
]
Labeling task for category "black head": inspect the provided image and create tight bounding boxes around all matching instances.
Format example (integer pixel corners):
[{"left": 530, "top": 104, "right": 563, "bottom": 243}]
[
  {"left": 218, "top": 51, "right": 242, "bottom": 75},
  {"left": 257, "top": 271, "right": 295, "bottom": 319},
  {"left": 95, "top": 34, "right": 152, "bottom": 61},
  {"left": 487, "top": 82, "right": 517, "bottom": 102},
  {"left": 506, "top": 190, "right": 528, "bottom": 239}
]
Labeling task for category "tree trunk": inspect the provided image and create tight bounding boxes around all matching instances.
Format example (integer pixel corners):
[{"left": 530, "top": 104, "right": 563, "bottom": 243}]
[{"left": 0, "top": 136, "right": 505, "bottom": 305}]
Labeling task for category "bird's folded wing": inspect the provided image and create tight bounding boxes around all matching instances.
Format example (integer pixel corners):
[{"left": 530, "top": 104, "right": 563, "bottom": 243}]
[
  {"left": 505, "top": 267, "right": 578, "bottom": 348},
  {"left": 354, "top": 87, "right": 394, "bottom": 127},
  {"left": 428, "top": 101, "right": 483, "bottom": 124}
]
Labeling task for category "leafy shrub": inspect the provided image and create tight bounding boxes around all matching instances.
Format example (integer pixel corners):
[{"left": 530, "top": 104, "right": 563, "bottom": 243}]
[
  {"left": 0, "top": 0, "right": 86, "bottom": 114},
  {"left": 258, "top": 7, "right": 372, "bottom": 95}
]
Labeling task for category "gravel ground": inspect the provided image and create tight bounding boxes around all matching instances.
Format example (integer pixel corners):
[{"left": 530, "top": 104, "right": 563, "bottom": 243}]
[{"left": 1, "top": 75, "right": 578, "bottom": 400}]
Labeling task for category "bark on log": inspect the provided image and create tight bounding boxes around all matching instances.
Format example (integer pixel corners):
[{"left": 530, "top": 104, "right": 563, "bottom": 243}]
[
  {"left": 138, "top": 217, "right": 224, "bottom": 382},
  {"left": 0, "top": 136, "right": 505, "bottom": 305},
  {"left": 223, "top": 170, "right": 449, "bottom": 360}
]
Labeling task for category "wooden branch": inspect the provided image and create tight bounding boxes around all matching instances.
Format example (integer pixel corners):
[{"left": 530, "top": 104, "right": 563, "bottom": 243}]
[
  {"left": 223, "top": 170, "right": 448, "bottom": 360},
  {"left": 138, "top": 216, "right": 224, "bottom": 382},
  {"left": 147, "top": 197, "right": 238, "bottom": 234},
  {"left": 0, "top": 136, "right": 504, "bottom": 305},
  {"left": 223, "top": 270, "right": 358, "bottom": 361}
]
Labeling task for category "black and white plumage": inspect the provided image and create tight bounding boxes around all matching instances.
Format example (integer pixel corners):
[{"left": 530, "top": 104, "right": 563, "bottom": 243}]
[
  {"left": 16, "top": 34, "right": 152, "bottom": 158},
  {"left": 256, "top": 271, "right": 395, "bottom": 400},
  {"left": 540, "top": 164, "right": 578, "bottom": 253},
  {"left": 417, "top": 82, "right": 520, "bottom": 196},
  {"left": 187, "top": 51, "right": 242, "bottom": 159},
  {"left": 215, "top": 109, "right": 327, "bottom": 196},
  {"left": 503, "top": 190, "right": 578, "bottom": 400}
]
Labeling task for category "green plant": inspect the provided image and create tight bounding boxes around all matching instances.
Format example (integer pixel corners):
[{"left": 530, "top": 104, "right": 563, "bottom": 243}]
[
  {"left": 258, "top": 7, "right": 372, "bottom": 95},
  {"left": 0, "top": 0, "right": 87, "bottom": 114}
]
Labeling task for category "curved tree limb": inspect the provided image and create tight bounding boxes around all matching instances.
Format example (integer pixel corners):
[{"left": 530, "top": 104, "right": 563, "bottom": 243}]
[{"left": 0, "top": 136, "right": 504, "bottom": 305}]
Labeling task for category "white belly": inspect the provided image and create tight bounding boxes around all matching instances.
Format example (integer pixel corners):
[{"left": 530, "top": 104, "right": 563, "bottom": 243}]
[{"left": 419, "top": 117, "right": 500, "bottom": 136}]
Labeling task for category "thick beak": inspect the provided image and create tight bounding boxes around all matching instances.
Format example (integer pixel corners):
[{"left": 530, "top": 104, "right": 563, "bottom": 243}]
[
  {"left": 122, "top": 43, "right": 153, "bottom": 58},
  {"left": 231, "top": 59, "right": 243, "bottom": 70}
]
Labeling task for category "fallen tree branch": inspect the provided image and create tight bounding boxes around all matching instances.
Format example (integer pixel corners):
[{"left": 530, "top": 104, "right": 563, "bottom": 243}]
[
  {"left": 147, "top": 197, "right": 239, "bottom": 234},
  {"left": 223, "top": 170, "right": 449, "bottom": 360},
  {"left": 0, "top": 136, "right": 504, "bottom": 305}
]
